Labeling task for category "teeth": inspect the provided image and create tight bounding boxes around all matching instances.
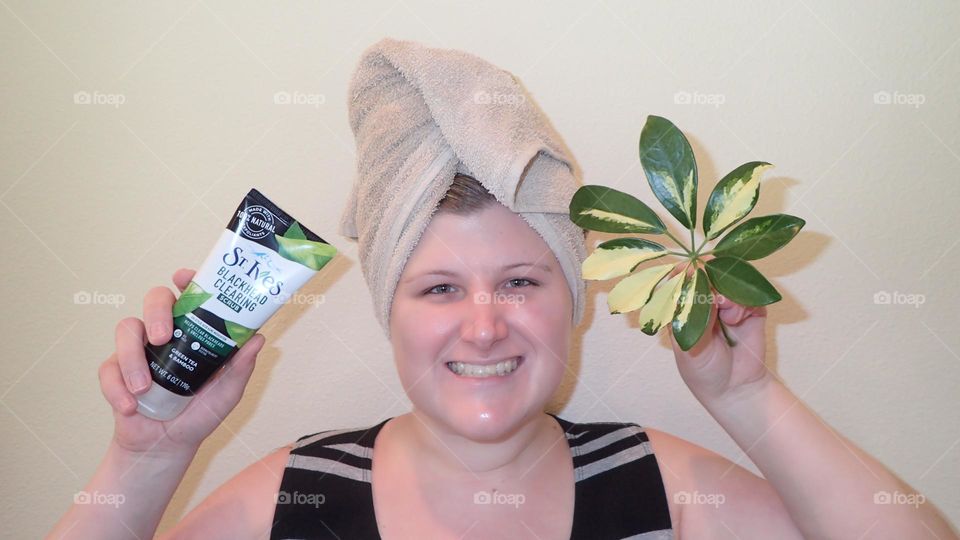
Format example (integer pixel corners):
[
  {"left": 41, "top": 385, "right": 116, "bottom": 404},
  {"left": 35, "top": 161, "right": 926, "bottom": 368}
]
[{"left": 447, "top": 357, "right": 520, "bottom": 378}]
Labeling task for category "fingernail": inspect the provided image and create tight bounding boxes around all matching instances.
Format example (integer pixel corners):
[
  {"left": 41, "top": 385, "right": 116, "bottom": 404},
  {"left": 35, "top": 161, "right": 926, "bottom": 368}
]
[
  {"left": 151, "top": 322, "right": 168, "bottom": 342},
  {"left": 131, "top": 372, "right": 150, "bottom": 392}
]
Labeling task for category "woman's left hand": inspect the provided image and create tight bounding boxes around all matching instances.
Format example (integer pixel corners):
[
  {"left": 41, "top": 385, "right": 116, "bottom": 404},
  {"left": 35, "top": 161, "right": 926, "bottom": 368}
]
[{"left": 668, "top": 263, "right": 774, "bottom": 406}]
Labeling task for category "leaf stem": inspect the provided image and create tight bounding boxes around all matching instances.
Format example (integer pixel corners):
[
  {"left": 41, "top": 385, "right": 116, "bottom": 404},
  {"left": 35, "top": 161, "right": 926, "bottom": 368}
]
[
  {"left": 664, "top": 230, "right": 693, "bottom": 256},
  {"left": 717, "top": 315, "right": 737, "bottom": 347}
]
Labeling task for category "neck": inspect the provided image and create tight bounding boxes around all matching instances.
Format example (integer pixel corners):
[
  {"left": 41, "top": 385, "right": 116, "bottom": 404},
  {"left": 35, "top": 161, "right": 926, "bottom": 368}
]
[{"left": 401, "top": 410, "right": 557, "bottom": 482}]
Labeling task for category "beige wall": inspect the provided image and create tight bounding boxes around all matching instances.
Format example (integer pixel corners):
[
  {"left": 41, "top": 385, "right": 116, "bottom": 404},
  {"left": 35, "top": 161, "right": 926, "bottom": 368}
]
[{"left": 2, "top": 1, "right": 958, "bottom": 536}]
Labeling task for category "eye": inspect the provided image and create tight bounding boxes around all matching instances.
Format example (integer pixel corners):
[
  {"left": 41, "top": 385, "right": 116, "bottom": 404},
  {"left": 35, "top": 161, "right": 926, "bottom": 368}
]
[
  {"left": 507, "top": 278, "right": 537, "bottom": 288},
  {"left": 425, "top": 284, "right": 455, "bottom": 295}
]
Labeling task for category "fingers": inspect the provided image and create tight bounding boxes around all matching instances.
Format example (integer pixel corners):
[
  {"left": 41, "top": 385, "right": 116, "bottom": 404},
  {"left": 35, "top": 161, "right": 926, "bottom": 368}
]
[
  {"left": 115, "top": 318, "right": 152, "bottom": 395},
  {"left": 715, "top": 293, "right": 766, "bottom": 325},
  {"left": 143, "top": 286, "right": 177, "bottom": 346},
  {"left": 99, "top": 354, "right": 138, "bottom": 416},
  {"left": 172, "top": 268, "right": 195, "bottom": 292}
]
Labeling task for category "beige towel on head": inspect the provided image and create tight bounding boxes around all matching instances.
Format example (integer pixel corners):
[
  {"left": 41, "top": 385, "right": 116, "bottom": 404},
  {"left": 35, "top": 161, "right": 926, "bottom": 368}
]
[{"left": 339, "top": 37, "right": 587, "bottom": 338}]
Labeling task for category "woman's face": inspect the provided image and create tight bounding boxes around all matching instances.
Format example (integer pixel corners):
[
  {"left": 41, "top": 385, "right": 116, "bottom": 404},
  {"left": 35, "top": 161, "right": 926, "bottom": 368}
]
[{"left": 389, "top": 202, "right": 573, "bottom": 442}]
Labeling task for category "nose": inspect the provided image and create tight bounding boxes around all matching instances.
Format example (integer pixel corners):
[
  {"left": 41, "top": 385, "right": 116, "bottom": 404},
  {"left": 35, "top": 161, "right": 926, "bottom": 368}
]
[{"left": 461, "top": 292, "right": 508, "bottom": 349}]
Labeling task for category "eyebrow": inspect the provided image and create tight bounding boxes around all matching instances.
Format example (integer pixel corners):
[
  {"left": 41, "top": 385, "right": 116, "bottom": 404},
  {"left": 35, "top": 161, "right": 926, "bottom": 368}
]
[{"left": 404, "top": 262, "right": 552, "bottom": 283}]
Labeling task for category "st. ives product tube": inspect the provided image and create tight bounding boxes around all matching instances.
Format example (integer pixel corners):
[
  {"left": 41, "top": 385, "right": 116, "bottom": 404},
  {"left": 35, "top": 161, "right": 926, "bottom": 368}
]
[{"left": 137, "top": 188, "right": 337, "bottom": 421}]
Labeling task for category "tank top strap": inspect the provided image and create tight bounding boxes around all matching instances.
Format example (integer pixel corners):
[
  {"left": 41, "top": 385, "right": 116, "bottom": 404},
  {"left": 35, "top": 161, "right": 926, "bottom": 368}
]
[
  {"left": 270, "top": 418, "right": 391, "bottom": 540},
  {"left": 548, "top": 413, "right": 675, "bottom": 539}
]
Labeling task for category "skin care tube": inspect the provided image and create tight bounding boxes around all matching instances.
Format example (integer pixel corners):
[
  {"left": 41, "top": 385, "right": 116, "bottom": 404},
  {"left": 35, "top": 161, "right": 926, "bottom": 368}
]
[{"left": 136, "top": 188, "right": 337, "bottom": 421}]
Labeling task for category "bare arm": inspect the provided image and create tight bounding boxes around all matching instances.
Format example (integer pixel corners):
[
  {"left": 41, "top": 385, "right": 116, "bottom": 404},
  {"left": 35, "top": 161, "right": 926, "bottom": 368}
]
[
  {"left": 158, "top": 445, "right": 290, "bottom": 540},
  {"left": 46, "top": 269, "right": 268, "bottom": 539},
  {"left": 700, "top": 374, "right": 958, "bottom": 539},
  {"left": 48, "top": 442, "right": 198, "bottom": 539}
]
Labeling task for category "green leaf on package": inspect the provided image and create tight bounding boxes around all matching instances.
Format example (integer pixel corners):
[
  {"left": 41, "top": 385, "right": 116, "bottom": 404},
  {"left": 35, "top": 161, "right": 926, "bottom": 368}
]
[
  {"left": 284, "top": 221, "right": 308, "bottom": 240},
  {"left": 276, "top": 236, "right": 338, "bottom": 271},
  {"left": 225, "top": 319, "right": 256, "bottom": 347},
  {"left": 172, "top": 281, "right": 213, "bottom": 318}
]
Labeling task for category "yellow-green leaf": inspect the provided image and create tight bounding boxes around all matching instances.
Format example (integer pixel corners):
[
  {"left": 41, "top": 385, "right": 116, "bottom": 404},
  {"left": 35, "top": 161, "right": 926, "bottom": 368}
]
[
  {"left": 639, "top": 115, "right": 698, "bottom": 230},
  {"left": 607, "top": 263, "right": 675, "bottom": 314},
  {"left": 637, "top": 271, "right": 686, "bottom": 335},
  {"left": 671, "top": 268, "right": 712, "bottom": 351},
  {"left": 703, "top": 161, "right": 772, "bottom": 240},
  {"left": 569, "top": 185, "right": 666, "bottom": 234},
  {"left": 582, "top": 238, "right": 668, "bottom": 280}
]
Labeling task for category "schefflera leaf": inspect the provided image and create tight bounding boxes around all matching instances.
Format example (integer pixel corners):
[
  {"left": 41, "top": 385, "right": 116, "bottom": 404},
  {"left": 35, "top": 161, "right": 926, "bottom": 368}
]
[
  {"left": 582, "top": 238, "right": 669, "bottom": 280},
  {"left": 607, "top": 263, "right": 675, "bottom": 314},
  {"left": 671, "top": 268, "right": 712, "bottom": 351},
  {"left": 637, "top": 271, "right": 686, "bottom": 335},
  {"left": 639, "top": 115, "right": 698, "bottom": 230},
  {"left": 569, "top": 185, "right": 666, "bottom": 234},
  {"left": 704, "top": 256, "right": 781, "bottom": 307},
  {"left": 712, "top": 214, "right": 805, "bottom": 260},
  {"left": 172, "top": 281, "right": 213, "bottom": 318},
  {"left": 702, "top": 161, "right": 773, "bottom": 241}
]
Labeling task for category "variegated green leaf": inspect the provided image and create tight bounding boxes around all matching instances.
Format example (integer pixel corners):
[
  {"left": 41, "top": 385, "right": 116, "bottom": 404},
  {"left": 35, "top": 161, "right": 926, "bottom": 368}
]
[
  {"left": 569, "top": 185, "right": 666, "bottom": 234},
  {"left": 582, "top": 238, "right": 669, "bottom": 280},
  {"left": 703, "top": 161, "right": 772, "bottom": 240},
  {"left": 704, "top": 256, "right": 781, "bottom": 307},
  {"left": 639, "top": 115, "right": 698, "bottom": 230},
  {"left": 672, "top": 268, "right": 712, "bottom": 351},
  {"left": 637, "top": 271, "right": 686, "bottom": 335},
  {"left": 607, "top": 263, "right": 675, "bottom": 314},
  {"left": 712, "top": 214, "right": 805, "bottom": 260}
]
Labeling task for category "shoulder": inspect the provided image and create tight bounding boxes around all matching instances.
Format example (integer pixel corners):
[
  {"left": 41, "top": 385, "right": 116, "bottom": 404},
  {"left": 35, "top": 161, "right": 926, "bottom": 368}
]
[
  {"left": 157, "top": 421, "right": 388, "bottom": 540},
  {"left": 643, "top": 427, "right": 802, "bottom": 539},
  {"left": 158, "top": 444, "right": 292, "bottom": 540}
]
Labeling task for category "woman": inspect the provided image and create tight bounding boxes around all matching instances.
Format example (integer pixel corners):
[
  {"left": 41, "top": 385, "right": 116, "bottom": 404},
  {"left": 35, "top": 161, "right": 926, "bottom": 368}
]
[{"left": 49, "top": 36, "right": 956, "bottom": 539}]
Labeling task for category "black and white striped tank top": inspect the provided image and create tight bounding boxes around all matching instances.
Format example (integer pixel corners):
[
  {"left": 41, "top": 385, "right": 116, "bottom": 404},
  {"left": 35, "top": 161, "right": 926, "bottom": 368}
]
[{"left": 270, "top": 413, "right": 674, "bottom": 539}]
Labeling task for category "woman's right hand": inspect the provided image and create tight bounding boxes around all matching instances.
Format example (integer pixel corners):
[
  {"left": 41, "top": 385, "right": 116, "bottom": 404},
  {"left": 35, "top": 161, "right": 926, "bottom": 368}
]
[{"left": 99, "top": 268, "right": 266, "bottom": 456}]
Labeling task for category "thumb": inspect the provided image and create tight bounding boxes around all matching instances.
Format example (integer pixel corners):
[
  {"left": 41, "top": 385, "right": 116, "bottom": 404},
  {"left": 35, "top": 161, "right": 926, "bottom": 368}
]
[{"left": 193, "top": 334, "right": 266, "bottom": 414}]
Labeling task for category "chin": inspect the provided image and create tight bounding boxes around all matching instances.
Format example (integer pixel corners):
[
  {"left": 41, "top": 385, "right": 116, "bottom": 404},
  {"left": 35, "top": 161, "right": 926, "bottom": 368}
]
[{"left": 427, "top": 401, "right": 544, "bottom": 443}]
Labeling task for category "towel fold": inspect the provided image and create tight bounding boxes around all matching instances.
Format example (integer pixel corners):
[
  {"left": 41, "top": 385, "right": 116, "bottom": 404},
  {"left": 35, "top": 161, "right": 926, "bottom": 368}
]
[{"left": 339, "top": 37, "right": 587, "bottom": 337}]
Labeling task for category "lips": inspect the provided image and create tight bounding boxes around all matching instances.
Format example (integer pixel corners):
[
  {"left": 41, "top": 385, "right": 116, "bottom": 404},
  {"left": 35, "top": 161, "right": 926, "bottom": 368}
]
[{"left": 445, "top": 356, "right": 525, "bottom": 378}]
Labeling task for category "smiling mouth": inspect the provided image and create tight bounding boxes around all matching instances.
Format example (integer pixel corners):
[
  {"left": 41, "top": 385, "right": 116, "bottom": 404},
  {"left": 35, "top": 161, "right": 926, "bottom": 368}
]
[{"left": 445, "top": 356, "right": 524, "bottom": 378}]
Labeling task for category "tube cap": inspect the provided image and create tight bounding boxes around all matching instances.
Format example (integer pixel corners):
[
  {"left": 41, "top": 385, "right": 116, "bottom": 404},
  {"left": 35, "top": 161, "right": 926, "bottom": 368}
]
[{"left": 136, "top": 381, "right": 192, "bottom": 421}]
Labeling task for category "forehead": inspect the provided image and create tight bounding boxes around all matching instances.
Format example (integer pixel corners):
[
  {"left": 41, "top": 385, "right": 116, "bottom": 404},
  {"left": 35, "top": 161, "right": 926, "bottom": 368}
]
[{"left": 404, "top": 203, "right": 559, "bottom": 274}]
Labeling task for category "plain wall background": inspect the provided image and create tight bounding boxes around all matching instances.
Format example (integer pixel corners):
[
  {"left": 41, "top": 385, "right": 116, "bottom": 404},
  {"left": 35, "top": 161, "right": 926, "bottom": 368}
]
[{"left": 2, "top": 1, "right": 958, "bottom": 537}]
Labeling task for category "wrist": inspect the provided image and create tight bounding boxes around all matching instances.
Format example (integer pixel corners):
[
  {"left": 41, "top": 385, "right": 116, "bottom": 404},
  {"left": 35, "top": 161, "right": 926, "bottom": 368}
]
[
  {"left": 106, "top": 438, "right": 198, "bottom": 469},
  {"left": 705, "top": 371, "right": 780, "bottom": 414}
]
